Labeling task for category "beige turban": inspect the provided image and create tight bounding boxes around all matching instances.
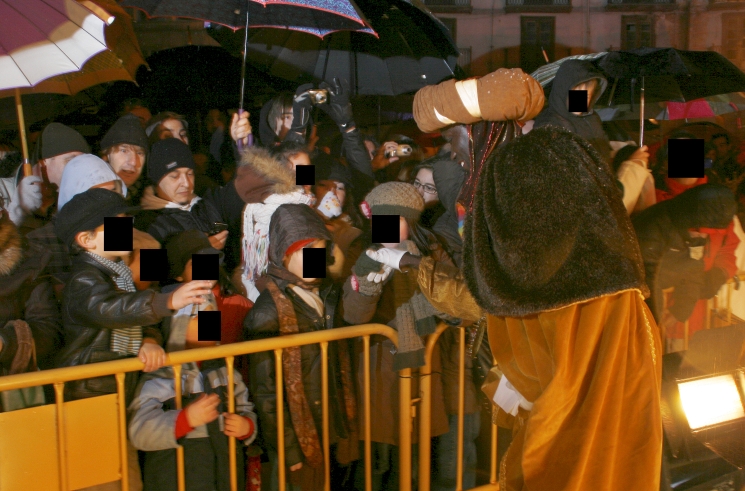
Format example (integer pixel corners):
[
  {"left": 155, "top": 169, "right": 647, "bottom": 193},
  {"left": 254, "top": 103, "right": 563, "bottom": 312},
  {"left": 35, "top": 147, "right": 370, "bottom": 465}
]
[{"left": 413, "top": 68, "right": 545, "bottom": 133}]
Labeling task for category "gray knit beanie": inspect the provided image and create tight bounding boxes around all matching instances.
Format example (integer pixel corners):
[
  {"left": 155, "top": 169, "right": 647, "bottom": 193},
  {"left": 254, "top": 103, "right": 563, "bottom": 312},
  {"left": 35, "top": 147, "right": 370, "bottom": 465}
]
[{"left": 362, "top": 182, "right": 424, "bottom": 222}]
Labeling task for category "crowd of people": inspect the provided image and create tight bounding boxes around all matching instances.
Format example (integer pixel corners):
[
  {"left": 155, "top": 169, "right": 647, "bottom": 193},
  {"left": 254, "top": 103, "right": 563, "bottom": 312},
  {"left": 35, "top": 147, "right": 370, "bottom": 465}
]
[{"left": 0, "top": 62, "right": 743, "bottom": 491}]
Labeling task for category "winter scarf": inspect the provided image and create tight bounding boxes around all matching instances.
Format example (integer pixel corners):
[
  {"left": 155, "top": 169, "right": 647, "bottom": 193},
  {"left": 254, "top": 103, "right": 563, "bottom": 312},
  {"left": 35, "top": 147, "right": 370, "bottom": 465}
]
[
  {"left": 413, "top": 69, "right": 545, "bottom": 133},
  {"left": 85, "top": 252, "right": 142, "bottom": 356},
  {"left": 462, "top": 125, "right": 648, "bottom": 317},
  {"left": 534, "top": 59, "right": 612, "bottom": 163},
  {"left": 241, "top": 192, "right": 314, "bottom": 302},
  {"left": 352, "top": 240, "right": 452, "bottom": 370}
]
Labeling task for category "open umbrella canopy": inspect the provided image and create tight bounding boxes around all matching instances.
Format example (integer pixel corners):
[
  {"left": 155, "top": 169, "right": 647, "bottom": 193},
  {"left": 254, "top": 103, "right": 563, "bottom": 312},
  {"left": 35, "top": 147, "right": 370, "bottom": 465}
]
[
  {"left": 0, "top": 0, "right": 146, "bottom": 98},
  {"left": 0, "top": 0, "right": 110, "bottom": 91},
  {"left": 122, "top": 0, "right": 372, "bottom": 35},
  {"left": 140, "top": 46, "right": 292, "bottom": 114},
  {"left": 220, "top": 0, "right": 458, "bottom": 95}
]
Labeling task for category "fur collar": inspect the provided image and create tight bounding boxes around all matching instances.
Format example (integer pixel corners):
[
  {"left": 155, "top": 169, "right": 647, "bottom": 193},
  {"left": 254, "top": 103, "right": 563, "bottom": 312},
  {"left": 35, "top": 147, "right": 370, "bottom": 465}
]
[
  {"left": 237, "top": 146, "right": 298, "bottom": 199},
  {"left": 0, "top": 216, "right": 22, "bottom": 276}
]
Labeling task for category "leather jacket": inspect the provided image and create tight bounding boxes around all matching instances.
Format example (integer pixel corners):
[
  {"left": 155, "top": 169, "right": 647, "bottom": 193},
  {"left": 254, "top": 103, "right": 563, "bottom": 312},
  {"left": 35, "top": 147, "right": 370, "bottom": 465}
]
[{"left": 56, "top": 253, "right": 171, "bottom": 401}]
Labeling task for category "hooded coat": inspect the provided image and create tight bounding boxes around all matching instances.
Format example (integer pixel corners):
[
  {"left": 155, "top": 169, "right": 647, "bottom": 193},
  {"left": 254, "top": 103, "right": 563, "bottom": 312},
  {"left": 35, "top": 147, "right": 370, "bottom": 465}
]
[
  {"left": 463, "top": 125, "right": 648, "bottom": 318},
  {"left": 534, "top": 59, "right": 612, "bottom": 163},
  {"left": 633, "top": 184, "right": 740, "bottom": 337},
  {"left": 243, "top": 205, "right": 358, "bottom": 472},
  {"left": 128, "top": 292, "right": 257, "bottom": 491}
]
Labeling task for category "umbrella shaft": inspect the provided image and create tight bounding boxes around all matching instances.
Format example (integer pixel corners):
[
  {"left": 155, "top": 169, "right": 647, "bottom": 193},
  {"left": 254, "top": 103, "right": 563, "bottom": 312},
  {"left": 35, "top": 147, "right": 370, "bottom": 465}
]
[
  {"left": 14, "top": 89, "right": 31, "bottom": 175},
  {"left": 239, "top": 2, "right": 250, "bottom": 111},
  {"left": 639, "top": 78, "right": 645, "bottom": 147}
]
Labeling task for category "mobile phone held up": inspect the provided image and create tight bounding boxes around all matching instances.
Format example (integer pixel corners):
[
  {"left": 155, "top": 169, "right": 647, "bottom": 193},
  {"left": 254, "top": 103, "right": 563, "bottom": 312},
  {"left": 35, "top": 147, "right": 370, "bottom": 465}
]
[{"left": 208, "top": 222, "right": 228, "bottom": 236}]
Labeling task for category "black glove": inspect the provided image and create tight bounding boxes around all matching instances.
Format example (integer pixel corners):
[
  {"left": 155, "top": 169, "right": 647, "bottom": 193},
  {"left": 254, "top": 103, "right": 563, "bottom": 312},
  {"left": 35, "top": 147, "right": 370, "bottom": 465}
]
[
  {"left": 319, "top": 77, "right": 355, "bottom": 132},
  {"left": 700, "top": 267, "right": 729, "bottom": 299},
  {"left": 289, "top": 83, "right": 314, "bottom": 136}
]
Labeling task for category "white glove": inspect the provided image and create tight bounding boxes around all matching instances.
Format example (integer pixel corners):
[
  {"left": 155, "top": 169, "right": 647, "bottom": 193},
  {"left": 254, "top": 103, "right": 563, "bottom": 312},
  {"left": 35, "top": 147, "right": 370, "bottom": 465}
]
[
  {"left": 367, "top": 264, "right": 393, "bottom": 284},
  {"left": 366, "top": 247, "right": 407, "bottom": 272},
  {"left": 17, "top": 175, "right": 42, "bottom": 214},
  {"left": 316, "top": 190, "right": 342, "bottom": 219}
]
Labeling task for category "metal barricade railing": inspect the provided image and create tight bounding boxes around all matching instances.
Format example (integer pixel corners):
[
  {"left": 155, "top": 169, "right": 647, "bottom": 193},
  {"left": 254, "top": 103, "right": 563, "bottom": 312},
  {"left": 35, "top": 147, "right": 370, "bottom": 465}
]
[
  {"left": 0, "top": 324, "right": 412, "bottom": 491},
  {"left": 418, "top": 324, "right": 500, "bottom": 491}
]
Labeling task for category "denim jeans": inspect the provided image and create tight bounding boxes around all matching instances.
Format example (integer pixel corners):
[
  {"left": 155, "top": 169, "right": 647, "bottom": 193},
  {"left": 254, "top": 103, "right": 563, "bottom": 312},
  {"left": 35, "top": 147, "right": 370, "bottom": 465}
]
[{"left": 431, "top": 412, "right": 481, "bottom": 491}]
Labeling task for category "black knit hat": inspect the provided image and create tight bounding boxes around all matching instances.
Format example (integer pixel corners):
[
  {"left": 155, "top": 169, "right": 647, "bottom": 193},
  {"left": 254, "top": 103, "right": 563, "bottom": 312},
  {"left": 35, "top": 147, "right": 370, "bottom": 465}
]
[
  {"left": 148, "top": 138, "right": 195, "bottom": 185},
  {"left": 34, "top": 123, "right": 90, "bottom": 161},
  {"left": 164, "top": 229, "right": 222, "bottom": 279},
  {"left": 100, "top": 114, "right": 148, "bottom": 151},
  {"left": 54, "top": 188, "right": 137, "bottom": 247}
]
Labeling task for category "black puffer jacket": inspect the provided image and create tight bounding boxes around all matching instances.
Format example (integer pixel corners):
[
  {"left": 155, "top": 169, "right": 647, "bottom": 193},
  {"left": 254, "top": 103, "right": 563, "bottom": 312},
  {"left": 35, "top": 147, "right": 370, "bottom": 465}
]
[
  {"left": 0, "top": 218, "right": 62, "bottom": 371},
  {"left": 135, "top": 182, "right": 247, "bottom": 274},
  {"left": 56, "top": 253, "right": 171, "bottom": 401},
  {"left": 633, "top": 184, "right": 738, "bottom": 322},
  {"left": 534, "top": 59, "right": 612, "bottom": 163}
]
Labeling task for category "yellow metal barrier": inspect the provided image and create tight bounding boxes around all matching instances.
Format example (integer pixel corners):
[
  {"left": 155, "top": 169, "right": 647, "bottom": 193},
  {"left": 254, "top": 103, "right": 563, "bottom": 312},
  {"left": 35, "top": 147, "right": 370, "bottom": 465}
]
[
  {"left": 0, "top": 324, "right": 412, "bottom": 491},
  {"left": 418, "top": 324, "right": 500, "bottom": 491}
]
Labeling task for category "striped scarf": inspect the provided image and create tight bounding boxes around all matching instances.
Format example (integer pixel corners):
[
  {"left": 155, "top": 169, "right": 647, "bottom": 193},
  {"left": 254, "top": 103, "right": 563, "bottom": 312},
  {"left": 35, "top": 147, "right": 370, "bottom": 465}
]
[{"left": 86, "top": 252, "right": 142, "bottom": 356}]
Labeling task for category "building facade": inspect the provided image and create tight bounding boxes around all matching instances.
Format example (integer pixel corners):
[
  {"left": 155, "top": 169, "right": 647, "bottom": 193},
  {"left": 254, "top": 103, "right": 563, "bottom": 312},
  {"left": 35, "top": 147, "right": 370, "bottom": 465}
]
[{"left": 423, "top": 0, "right": 743, "bottom": 76}]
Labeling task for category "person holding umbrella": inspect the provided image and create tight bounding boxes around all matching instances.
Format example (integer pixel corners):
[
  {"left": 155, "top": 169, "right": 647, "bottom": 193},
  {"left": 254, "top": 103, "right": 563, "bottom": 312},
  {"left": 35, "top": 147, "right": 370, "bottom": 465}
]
[{"left": 0, "top": 123, "right": 90, "bottom": 229}]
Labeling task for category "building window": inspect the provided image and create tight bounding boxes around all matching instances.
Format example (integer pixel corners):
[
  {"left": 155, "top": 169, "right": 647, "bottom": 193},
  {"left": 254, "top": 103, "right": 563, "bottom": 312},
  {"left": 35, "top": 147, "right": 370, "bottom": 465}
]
[
  {"left": 621, "top": 16, "right": 654, "bottom": 50},
  {"left": 520, "top": 16, "right": 555, "bottom": 74},
  {"left": 439, "top": 17, "right": 457, "bottom": 42},
  {"left": 723, "top": 14, "right": 745, "bottom": 70}
]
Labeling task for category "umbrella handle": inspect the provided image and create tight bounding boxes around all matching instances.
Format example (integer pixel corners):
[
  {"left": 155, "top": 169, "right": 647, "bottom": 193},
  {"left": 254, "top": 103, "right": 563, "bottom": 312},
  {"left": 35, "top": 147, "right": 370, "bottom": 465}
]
[
  {"left": 639, "top": 77, "right": 645, "bottom": 147},
  {"left": 236, "top": 109, "right": 252, "bottom": 151},
  {"left": 14, "top": 89, "right": 32, "bottom": 177}
]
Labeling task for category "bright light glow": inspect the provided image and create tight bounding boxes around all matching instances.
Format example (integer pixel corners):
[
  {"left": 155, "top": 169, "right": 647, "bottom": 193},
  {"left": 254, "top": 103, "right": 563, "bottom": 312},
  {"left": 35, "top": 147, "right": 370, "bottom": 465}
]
[{"left": 678, "top": 375, "right": 745, "bottom": 430}]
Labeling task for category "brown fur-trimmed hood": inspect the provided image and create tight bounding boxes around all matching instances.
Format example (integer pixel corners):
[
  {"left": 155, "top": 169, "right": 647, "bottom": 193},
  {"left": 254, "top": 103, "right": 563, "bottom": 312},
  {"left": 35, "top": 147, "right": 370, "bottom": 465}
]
[
  {"left": 0, "top": 214, "right": 22, "bottom": 276},
  {"left": 234, "top": 146, "right": 298, "bottom": 204},
  {"left": 462, "top": 125, "right": 648, "bottom": 317}
]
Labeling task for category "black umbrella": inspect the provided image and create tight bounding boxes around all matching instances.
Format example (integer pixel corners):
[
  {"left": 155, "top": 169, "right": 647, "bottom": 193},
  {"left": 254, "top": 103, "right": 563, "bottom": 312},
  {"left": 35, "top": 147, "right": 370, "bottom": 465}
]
[
  {"left": 122, "top": 0, "right": 374, "bottom": 113},
  {"left": 217, "top": 0, "right": 459, "bottom": 95},
  {"left": 534, "top": 49, "right": 745, "bottom": 145},
  {"left": 595, "top": 48, "right": 745, "bottom": 145}
]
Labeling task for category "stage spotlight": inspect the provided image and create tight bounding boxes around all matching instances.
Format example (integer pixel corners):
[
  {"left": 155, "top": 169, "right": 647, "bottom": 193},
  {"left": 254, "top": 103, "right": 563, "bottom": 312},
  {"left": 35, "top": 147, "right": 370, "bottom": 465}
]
[{"left": 677, "top": 372, "right": 745, "bottom": 431}]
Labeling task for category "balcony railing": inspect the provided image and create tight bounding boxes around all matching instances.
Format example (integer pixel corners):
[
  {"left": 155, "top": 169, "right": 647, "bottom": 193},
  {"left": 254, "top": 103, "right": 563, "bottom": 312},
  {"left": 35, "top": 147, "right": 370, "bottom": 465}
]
[
  {"left": 423, "top": 0, "right": 473, "bottom": 13},
  {"left": 606, "top": 0, "right": 676, "bottom": 9},
  {"left": 505, "top": 0, "right": 572, "bottom": 12},
  {"left": 709, "top": 0, "right": 745, "bottom": 8}
]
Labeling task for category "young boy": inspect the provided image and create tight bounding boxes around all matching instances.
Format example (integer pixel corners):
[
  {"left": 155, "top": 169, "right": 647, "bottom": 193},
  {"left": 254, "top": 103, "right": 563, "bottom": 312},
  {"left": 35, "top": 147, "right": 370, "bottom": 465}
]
[
  {"left": 54, "top": 188, "right": 214, "bottom": 400},
  {"left": 128, "top": 232, "right": 257, "bottom": 491},
  {"left": 53, "top": 188, "right": 214, "bottom": 490},
  {"left": 243, "top": 203, "right": 358, "bottom": 491}
]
